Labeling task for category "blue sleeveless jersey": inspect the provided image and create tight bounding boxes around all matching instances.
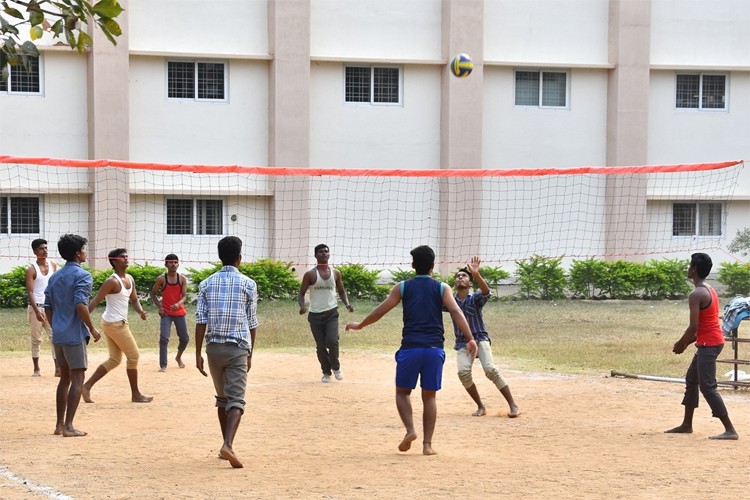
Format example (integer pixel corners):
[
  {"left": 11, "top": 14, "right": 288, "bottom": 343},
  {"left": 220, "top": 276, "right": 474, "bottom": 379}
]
[{"left": 400, "top": 275, "right": 445, "bottom": 349}]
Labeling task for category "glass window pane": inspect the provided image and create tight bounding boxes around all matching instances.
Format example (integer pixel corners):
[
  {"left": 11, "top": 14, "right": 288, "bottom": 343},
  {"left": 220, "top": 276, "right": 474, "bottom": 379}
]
[
  {"left": 698, "top": 203, "right": 721, "bottom": 236},
  {"left": 0, "top": 197, "right": 7, "bottom": 233},
  {"left": 10, "top": 197, "right": 39, "bottom": 233},
  {"left": 676, "top": 75, "right": 699, "bottom": 109},
  {"left": 673, "top": 203, "right": 696, "bottom": 236},
  {"left": 198, "top": 62, "right": 225, "bottom": 100},
  {"left": 10, "top": 57, "right": 40, "bottom": 93},
  {"left": 701, "top": 75, "right": 726, "bottom": 109},
  {"left": 515, "top": 71, "right": 539, "bottom": 106},
  {"left": 167, "top": 199, "right": 193, "bottom": 235},
  {"left": 542, "top": 72, "right": 566, "bottom": 107},
  {"left": 373, "top": 67, "right": 399, "bottom": 103},
  {"left": 197, "top": 200, "right": 222, "bottom": 235},
  {"left": 345, "top": 67, "right": 371, "bottom": 103},
  {"left": 168, "top": 62, "right": 195, "bottom": 99}
]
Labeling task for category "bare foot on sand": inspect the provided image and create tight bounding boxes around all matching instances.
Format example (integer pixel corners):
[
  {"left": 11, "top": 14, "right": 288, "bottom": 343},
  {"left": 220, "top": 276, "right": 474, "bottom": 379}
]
[
  {"left": 132, "top": 394, "right": 154, "bottom": 403},
  {"left": 422, "top": 442, "right": 437, "bottom": 456},
  {"left": 219, "top": 446, "right": 244, "bottom": 468},
  {"left": 472, "top": 406, "right": 486, "bottom": 417},
  {"left": 176, "top": 356, "right": 185, "bottom": 369},
  {"left": 82, "top": 386, "right": 94, "bottom": 403},
  {"left": 54, "top": 423, "right": 64, "bottom": 436},
  {"left": 664, "top": 425, "right": 693, "bottom": 434},
  {"left": 62, "top": 427, "right": 88, "bottom": 437},
  {"left": 709, "top": 431, "right": 739, "bottom": 440},
  {"left": 398, "top": 432, "right": 417, "bottom": 452},
  {"left": 508, "top": 405, "right": 520, "bottom": 418}
]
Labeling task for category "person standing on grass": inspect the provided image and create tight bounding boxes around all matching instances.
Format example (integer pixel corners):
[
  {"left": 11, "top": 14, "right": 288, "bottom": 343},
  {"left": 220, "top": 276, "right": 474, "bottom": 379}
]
[
  {"left": 44, "top": 234, "right": 101, "bottom": 437},
  {"left": 82, "top": 248, "right": 153, "bottom": 404},
  {"left": 451, "top": 257, "right": 519, "bottom": 418},
  {"left": 666, "top": 252, "right": 739, "bottom": 440},
  {"left": 346, "top": 245, "right": 477, "bottom": 455},
  {"left": 25, "top": 238, "right": 59, "bottom": 377},
  {"left": 195, "top": 236, "right": 258, "bottom": 469},
  {"left": 298, "top": 244, "right": 354, "bottom": 383},
  {"left": 150, "top": 253, "right": 189, "bottom": 372}
]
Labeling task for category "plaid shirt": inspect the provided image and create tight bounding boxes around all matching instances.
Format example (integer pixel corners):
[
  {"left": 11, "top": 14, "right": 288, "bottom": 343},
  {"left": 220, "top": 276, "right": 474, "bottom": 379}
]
[
  {"left": 453, "top": 290, "right": 491, "bottom": 350},
  {"left": 196, "top": 266, "right": 259, "bottom": 351}
]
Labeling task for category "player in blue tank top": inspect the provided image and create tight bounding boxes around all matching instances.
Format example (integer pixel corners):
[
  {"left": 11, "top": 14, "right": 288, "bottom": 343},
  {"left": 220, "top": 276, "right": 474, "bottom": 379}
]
[{"left": 346, "top": 245, "right": 477, "bottom": 455}]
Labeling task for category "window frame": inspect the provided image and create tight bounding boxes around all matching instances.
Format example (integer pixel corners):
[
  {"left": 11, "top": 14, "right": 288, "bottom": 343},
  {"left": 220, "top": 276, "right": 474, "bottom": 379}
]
[
  {"left": 165, "top": 198, "right": 224, "bottom": 236},
  {"left": 166, "top": 59, "right": 228, "bottom": 102},
  {"left": 513, "top": 69, "right": 569, "bottom": 109},
  {"left": 0, "top": 196, "right": 41, "bottom": 234},
  {"left": 0, "top": 55, "right": 43, "bottom": 95},
  {"left": 344, "top": 64, "right": 402, "bottom": 106},
  {"left": 675, "top": 73, "right": 728, "bottom": 111},
  {"left": 671, "top": 202, "right": 723, "bottom": 238}
]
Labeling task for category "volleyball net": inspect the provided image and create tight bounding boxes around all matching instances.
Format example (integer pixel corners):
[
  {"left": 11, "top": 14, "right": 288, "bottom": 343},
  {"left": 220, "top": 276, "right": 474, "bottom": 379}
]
[{"left": 0, "top": 156, "right": 745, "bottom": 271}]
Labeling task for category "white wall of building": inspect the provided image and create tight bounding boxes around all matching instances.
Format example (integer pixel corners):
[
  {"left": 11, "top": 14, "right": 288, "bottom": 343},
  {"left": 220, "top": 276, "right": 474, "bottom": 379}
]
[
  {"left": 128, "top": 56, "right": 269, "bottom": 165},
  {"left": 309, "top": 62, "right": 442, "bottom": 169},
  {"left": 310, "top": 0, "right": 442, "bottom": 60}
]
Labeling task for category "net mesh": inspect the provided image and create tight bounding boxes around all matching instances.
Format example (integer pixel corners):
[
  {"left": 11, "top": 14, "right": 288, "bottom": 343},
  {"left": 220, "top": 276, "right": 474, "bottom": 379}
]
[{"left": 0, "top": 157, "right": 744, "bottom": 271}]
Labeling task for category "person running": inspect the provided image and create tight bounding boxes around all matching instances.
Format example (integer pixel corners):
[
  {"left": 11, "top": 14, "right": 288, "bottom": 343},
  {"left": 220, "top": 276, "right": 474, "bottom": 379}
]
[
  {"left": 346, "top": 245, "right": 477, "bottom": 455},
  {"left": 665, "top": 252, "right": 739, "bottom": 440},
  {"left": 82, "top": 248, "right": 153, "bottom": 404},
  {"left": 150, "top": 253, "right": 189, "bottom": 372},
  {"left": 25, "top": 238, "right": 59, "bottom": 376},
  {"left": 451, "top": 257, "right": 519, "bottom": 418},
  {"left": 195, "top": 236, "right": 259, "bottom": 469},
  {"left": 44, "top": 234, "right": 101, "bottom": 437},
  {"left": 298, "top": 244, "right": 354, "bottom": 383}
]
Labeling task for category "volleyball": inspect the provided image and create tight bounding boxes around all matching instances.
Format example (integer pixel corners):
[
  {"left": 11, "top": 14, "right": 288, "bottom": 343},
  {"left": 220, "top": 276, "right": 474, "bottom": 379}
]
[{"left": 450, "top": 53, "right": 473, "bottom": 78}]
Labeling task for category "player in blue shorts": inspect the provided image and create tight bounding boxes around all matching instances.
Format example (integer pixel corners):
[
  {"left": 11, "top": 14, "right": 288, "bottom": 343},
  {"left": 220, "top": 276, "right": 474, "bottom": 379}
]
[{"left": 346, "top": 245, "right": 477, "bottom": 455}]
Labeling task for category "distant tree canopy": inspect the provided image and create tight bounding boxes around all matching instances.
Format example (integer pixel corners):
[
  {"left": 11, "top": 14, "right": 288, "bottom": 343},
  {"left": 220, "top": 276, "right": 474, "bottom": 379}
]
[{"left": 1, "top": 0, "right": 124, "bottom": 80}]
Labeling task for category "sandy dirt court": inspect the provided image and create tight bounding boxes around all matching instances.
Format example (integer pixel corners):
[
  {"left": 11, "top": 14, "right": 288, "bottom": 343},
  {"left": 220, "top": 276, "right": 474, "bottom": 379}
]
[{"left": 1, "top": 349, "right": 748, "bottom": 499}]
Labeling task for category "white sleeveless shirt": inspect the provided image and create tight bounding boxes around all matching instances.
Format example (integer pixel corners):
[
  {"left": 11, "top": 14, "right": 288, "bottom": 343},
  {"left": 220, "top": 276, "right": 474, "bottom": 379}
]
[
  {"left": 308, "top": 267, "right": 338, "bottom": 313},
  {"left": 102, "top": 274, "right": 132, "bottom": 322},
  {"left": 32, "top": 261, "right": 56, "bottom": 304}
]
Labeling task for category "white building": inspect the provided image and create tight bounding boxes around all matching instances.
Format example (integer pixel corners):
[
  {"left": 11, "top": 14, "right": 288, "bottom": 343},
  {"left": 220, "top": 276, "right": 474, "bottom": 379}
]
[{"left": 1, "top": 0, "right": 749, "bottom": 272}]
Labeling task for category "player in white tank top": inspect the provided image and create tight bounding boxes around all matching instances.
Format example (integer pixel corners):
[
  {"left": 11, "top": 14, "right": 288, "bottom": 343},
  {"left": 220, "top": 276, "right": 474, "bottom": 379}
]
[{"left": 25, "top": 238, "right": 58, "bottom": 376}]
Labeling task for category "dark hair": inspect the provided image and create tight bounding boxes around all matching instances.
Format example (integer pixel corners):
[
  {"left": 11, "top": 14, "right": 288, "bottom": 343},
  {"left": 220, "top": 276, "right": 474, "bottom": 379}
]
[
  {"left": 31, "top": 238, "right": 47, "bottom": 252},
  {"left": 165, "top": 253, "right": 179, "bottom": 263},
  {"left": 57, "top": 234, "right": 87, "bottom": 262},
  {"left": 218, "top": 236, "right": 242, "bottom": 266},
  {"left": 411, "top": 245, "right": 435, "bottom": 275},
  {"left": 108, "top": 248, "right": 127, "bottom": 269},
  {"left": 690, "top": 253, "right": 713, "bottom": 279},
  {"left": 455, "top": 267, "right": 472, "bottom": 281},
  {"left": 314, "top": 244, "right": 329, "bottom": 254}
]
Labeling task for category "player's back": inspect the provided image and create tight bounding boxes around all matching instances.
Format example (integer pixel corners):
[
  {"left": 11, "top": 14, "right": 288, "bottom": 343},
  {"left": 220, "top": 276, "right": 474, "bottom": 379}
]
[{"left": 401, "top": 275, "right": 444, "bottom": 349}]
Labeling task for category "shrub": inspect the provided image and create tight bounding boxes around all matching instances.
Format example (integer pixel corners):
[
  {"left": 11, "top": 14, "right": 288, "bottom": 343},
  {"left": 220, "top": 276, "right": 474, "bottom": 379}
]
[
  {"left": 515, "top": 255, "right": 566, "bottom": 300},
  {"left": 0, "top": 266, "right": 27, "bottom": 308},
  {"left": 187, "top": 260, "right": 300, "bottom": 301},
  {"left": 337, "top": 263, "right": 382, "bottom": 300},
  {"left": 601, "top": 260, "right": 643, "bottom": 299},
  {"left": 568, "top": 258, "right": 608, "bottom": 299},
  {"left": 717, "top": 261, "right": 750, "bottom": 297},
  {"left": 389, "top": 268, "right": 415, "bottom": 284},
  {"left": 728, "top": 228, "right": 750, "bottom": 257},
  {"left": 86, "top": 262, "right": 164, "bottom": 304},
  {"left": 641, "top": 259, "right": 691, "bottom": 299}
]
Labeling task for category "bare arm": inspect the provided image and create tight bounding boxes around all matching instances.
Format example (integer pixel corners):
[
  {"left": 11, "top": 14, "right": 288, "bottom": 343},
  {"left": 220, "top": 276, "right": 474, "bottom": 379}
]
[
  {"left": 88, "top": 276, "right": 117, "bottom": 312},
  {"left": 346, "top": 284, "right": 401, "bottom": 331},
  {"left": 195, "top": 323, "right": 208, "bottom": 376},
  {"left": 174, "top": 274, "right": 188, "bottom": 311},
  {"left": 150, "top": 275, "right": 165, "bottom": 315},
  {"left": 76, "top": 302, "right": 100, "bottom": 342},
  {"left": 334, "top": 269, "right": 354, "bottom": 312},
  {"left": 673, "top": 288, "right": 703, "bottom": 354},
  {"left": 25, "top": 265, "right": 44, "bottom": 321},
  {"left": 442, "top": 285, "right": 477, "bottom": 356},
  {"left": 247, "top": 327, "right": 256, "bottom": 371},
  {"left": 467, "top": 256, "right": 491, "bottom": 296},
  {"left": 128, "top": 275, "right": 147, "bottom": 320},
  {"left": 298, "top": 270, "right": 314, "bottom": 314}
]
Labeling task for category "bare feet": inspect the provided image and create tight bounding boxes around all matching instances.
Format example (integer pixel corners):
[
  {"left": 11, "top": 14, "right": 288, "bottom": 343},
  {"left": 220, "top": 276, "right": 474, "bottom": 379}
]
[
  {"left": 219, "top": 445, "right": 244, "bottom": 468},
  {"left": 665, "top": 425, "right": 693, "bottom": 434},
  {"left": 709, "top": 431, "right": 739, "bottom": 440},
  {"left": 175, "top": 356, "right": 185, "bottom": 369},
  {"left": 422, "top": 442, "right": 437, "bottom": 456},
  {"left": 62, "top": 427, "right": 88, "bottom": 437},
  {"left": 132, "top": 394, "right": 154, "bottom": 403},
  {"left": 54, "top": 423, "right": 64, "bottom": 436},
  {"left": 472, "top": 406, "right": 486, "bottom": 417},
  {"left": 398, "top": 431, "right": 417, "bottom": 452},
  {"left": 82, "top": 386, "right": 94, "bottom": 403},
  {"left": 508, "top": 405, "right": 520, "bottom": 418}
]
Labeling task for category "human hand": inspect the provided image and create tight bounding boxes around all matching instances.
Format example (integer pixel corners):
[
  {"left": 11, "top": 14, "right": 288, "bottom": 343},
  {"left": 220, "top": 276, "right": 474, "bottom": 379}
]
[
  {"left": 346, "top": 303, "right": 354, "bottom": 313},
  {"left": 35, "top": 310, "right": 46, "bottom": 322},
  {"left": 345, "top": 322, "right": 361, "bottom": 331},
  {"left": 672, "top": 341, "right": 685, "bottom": 354},
  {"left": 158, "top": 307, "right": 166, "bottom": 318},
  {"left": 91, "top": 328, "right": 101, "bottom": 342},
  {"left": 139, "top": 310, "right": 148, "bottom": 320},
  {"left": 170, "top": 303, "right": 179, "bottom": 312},
  {"left": 466, "top": 339, "right": 478, "bottom": 360},
  {"left": 299, "top": 305, "right": 307, "bottom": 315},
  {"left": 467, "top": 256, "right": 481, "bottom": 275},
  {"left": 196, "top": 355, "right": 208, "bottom": 377},
  {"left": 247, "top": 355, "right": 252, "bottom": 372}
]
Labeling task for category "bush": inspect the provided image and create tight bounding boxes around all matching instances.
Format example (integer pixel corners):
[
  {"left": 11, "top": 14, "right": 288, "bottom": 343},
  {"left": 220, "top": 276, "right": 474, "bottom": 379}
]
[
  {"left": 601, "top": 260, "right": 643, "bottom": 299},
  {"left": 728, "top": 228, "right": 750, "bottom": 257},
  {"left": 87, "top": 262, "right": 165, "bottom": 304},
  {"left": 389, "top": 268, "right": 415, "bottom": 284},
  {"left": 0, "top": 266, "right": 27, "bottom": 308},
  {"left": 337, "top": 263, "right": 382, "bottom": 300},
  {"left": 641, "top": 259, "right": 691, "bottom": 299},
  {"left": 717, "top": 261, "right": 750, "bottom": 297},
  {"left": 187, "top": 260, "right": 300, "bottom": 301},
  {"left": 568, "top": 258, "right": 608, "bottom": 299},
  {"left": 515, "top": 255, "right": 566, "bottom": 300}
]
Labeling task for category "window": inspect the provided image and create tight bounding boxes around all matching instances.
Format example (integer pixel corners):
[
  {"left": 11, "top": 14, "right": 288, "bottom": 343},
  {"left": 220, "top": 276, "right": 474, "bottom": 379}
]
[
  {"left": 167, "top": 199, "right": 223, "bottom": 235},
  {"left": 0, "top": 196, "right": 40, "bottom": 234},
  {"left": 676, "top": 74, "right": 726, "bottom": 110},
  {"left": 0, "top": 56, "right": 41, "bottom": 94},
  {"left": 167, "top": 61, "right": 226, "bottom": 100},
  {"left": 515, "top": 70, "right": 567, "bottom": 107},
  {"left": 672, "top": 202, "right": 722, "bottom": 237},
  {"left": 345, "top": 66, "right": 400, "bottom": 104}
]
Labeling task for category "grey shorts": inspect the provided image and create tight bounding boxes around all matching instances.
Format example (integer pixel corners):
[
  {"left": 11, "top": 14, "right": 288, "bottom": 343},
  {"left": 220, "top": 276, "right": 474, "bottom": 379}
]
[
  {"left": 54, "top": 342, "right": 88, "bottom": 370},
  {"left": 206, "top": 342, "right": 249, "bottom": 414}
]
